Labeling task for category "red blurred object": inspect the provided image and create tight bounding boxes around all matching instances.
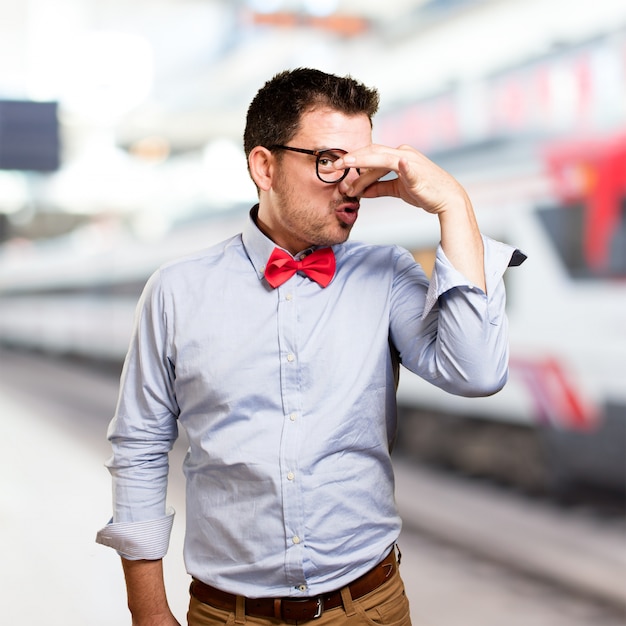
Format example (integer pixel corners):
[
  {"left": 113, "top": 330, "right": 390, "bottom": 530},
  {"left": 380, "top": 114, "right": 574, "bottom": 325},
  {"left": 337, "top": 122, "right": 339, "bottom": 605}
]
[
  {"left": 544, "top": 133, "right": 626, "bottom": 271},
  {"left": 247, "top": 11, "right": 369, "bottom": 36}
]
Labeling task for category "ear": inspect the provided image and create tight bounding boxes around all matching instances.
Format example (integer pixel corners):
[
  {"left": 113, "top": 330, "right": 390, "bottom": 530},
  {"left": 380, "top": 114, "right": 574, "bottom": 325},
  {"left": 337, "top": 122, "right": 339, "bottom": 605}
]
[{"left": 248, "top": 147, "right": 274, "bottom": 192}]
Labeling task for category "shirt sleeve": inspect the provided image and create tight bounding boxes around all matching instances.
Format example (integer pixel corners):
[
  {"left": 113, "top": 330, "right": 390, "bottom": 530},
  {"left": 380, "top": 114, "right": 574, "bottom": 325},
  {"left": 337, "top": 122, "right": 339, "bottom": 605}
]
[
  {"left": 390, "top": 235, "right": 525, "bottom": 398},
  {"left": 96, "top": 270, "right": 180, "bottom": 559},
  {"left": 95, "top": 508, "right": 175, "bottom": 560},
  {"left": 422, "top": 235, "right": 526, "bottom": 319}
]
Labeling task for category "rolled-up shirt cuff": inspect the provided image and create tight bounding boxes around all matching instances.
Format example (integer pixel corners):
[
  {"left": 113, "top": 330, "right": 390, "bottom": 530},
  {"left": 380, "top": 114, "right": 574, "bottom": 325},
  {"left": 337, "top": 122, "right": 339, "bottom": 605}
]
[
  {"left": 422, "top": 236, "right": 526, "bottom": 318},
  {"left": 95, "top": 507, "right": 175, "bottom": 560}
]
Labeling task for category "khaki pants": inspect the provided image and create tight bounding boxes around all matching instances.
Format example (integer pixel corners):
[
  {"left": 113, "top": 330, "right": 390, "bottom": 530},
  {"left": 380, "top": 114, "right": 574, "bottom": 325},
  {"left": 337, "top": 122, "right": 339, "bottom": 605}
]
[{"left": 187, "top": 569, "right": 411, "bottom": 626}]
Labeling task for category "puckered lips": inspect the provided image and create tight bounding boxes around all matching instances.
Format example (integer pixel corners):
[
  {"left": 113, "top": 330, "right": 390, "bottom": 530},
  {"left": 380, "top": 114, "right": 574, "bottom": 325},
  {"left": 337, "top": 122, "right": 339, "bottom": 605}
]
[{"left": 336, "top": 200, "right": 360, "bottom": 226}]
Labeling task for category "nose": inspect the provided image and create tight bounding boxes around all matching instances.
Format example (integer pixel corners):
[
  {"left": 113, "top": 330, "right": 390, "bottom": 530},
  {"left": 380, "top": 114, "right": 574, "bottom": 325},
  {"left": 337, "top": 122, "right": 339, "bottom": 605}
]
[{"left": 338, "top": 166, "right": 361, "bottom": 195}]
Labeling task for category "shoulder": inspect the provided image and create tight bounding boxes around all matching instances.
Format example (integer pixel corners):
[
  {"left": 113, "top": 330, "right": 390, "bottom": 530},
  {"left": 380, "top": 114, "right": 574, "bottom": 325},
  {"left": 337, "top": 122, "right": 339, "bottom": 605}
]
[
  {"left": 158, "top": 234, "right": 243, "bottom": 277},
  {"left": 332, "top": 241, "right": 420, "bottom": 290},
  {"left": 141, "top": 234, "right": 243, "bottom": 298},
  {"left": 338, "top": 239, "right": 415, "bottom": 267}
]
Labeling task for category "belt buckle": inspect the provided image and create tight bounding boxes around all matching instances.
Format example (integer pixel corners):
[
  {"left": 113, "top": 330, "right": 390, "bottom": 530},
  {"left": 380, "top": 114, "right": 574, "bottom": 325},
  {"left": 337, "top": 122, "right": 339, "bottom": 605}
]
[
  {"left": 282, "top": 596, "right": 324, "bottom": 621},
  {"left": 311, "top": 597, "right": 323, "bottom": 619}
]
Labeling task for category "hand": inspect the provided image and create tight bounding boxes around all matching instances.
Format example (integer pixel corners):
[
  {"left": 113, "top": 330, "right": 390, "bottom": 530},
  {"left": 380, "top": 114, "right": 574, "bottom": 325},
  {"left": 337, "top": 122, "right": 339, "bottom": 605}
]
[
  {"left": 335, "top": 144, "right": 470, "bottom": 216},
  {"left": 336, "top": 143, "right": 485, "bottom": 290}
]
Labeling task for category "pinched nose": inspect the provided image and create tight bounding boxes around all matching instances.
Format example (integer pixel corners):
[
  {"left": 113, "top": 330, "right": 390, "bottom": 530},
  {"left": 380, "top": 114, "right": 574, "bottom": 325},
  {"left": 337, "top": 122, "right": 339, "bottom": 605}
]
[{"left": 338, "top": 167, "right": 362, "bottom": 195}]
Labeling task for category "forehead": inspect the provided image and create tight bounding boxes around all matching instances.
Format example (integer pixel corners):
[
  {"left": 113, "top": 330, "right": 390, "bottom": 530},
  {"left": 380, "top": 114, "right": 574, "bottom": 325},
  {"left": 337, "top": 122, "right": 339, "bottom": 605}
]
[{"left": 293, "top": 107, "right": 372, "bottom": 151}]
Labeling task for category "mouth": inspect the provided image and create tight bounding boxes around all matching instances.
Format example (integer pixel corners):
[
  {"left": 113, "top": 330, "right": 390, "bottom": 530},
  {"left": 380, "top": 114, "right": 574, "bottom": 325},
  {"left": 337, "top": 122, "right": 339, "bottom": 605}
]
[{"left": 335, "top": 200, "right": 360, "bottom": 226}]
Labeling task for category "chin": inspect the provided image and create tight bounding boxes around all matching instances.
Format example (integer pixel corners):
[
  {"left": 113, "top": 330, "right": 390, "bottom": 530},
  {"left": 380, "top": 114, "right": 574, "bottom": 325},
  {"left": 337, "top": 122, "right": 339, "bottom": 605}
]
[{"left": 337, "top": 224, "right": 353, "bottom": 241}]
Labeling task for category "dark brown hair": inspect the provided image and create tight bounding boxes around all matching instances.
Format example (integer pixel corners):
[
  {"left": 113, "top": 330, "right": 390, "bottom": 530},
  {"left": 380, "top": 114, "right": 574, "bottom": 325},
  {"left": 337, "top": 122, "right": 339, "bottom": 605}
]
[{"left": 243, "top": 68, "right": 380, "bottom": 158}]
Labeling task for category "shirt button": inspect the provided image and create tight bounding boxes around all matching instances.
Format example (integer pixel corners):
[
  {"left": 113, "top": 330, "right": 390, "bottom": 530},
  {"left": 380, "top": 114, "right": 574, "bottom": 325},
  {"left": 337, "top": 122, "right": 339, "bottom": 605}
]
[
  {"left": 287, "top": 353, "right": 295, "bottom": 362},
  {"left": 286, "top": 293, "right": 293, "bottom": 301},
  {"left": 287, "top": 471, "right": 295, "bottom": 481},
  {"left": 292, "top": 536, "right": 301, "bottom": 544},
  {"left": 298, "top": 584, "right": 307, "bottom": 592},
  {"left": 289, "top": 413, "right": 297, "bottom": 422}
]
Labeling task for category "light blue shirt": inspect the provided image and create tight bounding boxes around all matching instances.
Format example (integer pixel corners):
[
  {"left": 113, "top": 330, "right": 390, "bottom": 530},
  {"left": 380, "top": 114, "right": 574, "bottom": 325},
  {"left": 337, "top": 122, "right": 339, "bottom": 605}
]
[{"left": 96, "top": 207, "right": 523, "bottom": 598}]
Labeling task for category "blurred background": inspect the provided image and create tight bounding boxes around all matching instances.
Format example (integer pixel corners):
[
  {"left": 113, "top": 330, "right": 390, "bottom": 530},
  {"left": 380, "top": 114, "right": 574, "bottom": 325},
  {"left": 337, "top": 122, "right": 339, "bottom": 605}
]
[{"left": 0, "top": 0, "right": 625, "bottom": 624}]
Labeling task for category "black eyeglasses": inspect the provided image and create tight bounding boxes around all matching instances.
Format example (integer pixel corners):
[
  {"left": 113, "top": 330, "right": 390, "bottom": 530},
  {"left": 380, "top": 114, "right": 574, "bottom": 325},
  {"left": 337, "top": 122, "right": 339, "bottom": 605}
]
[{"left": 269, "top": 145, "right": 360, "bottom": 184}]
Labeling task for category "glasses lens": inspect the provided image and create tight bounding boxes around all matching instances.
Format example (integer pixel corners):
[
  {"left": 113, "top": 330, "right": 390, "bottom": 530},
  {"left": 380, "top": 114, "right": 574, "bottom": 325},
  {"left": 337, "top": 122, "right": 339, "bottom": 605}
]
[{"left": 316, "top": 150, "right": 347, "bottom": 183}]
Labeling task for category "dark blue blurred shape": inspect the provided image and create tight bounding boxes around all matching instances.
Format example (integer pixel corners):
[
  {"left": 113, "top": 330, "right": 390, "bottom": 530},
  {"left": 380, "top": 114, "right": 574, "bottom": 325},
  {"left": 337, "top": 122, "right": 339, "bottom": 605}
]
[{"left": 0, "top": 99, "right": 60, "bottom": 172}]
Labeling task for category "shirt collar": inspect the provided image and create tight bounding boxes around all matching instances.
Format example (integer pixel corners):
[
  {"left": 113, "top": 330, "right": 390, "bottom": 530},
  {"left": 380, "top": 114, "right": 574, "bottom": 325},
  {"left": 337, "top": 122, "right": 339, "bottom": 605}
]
[
  {"left": 242, "top": 204, "right": 345, "bottom": 282},
  {"left": 242, "top": 205, "right": 280, "bottom": 282}
]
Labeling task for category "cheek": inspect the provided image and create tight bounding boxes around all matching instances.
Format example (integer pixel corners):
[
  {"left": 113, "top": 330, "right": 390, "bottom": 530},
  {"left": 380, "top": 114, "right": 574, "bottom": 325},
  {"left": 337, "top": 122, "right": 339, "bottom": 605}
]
[
  {"left": 281, "top": 181, "right": 329, "bottom": 213},
  {"left": 273, "top": 171, "right": 337, "bottom": 219}
]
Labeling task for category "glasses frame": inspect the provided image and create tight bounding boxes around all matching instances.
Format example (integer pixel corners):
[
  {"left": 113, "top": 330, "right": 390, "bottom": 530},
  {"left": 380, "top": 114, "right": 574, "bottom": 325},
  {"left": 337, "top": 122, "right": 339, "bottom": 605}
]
[{"left": 269, "top": 145, "right": 359, "bottom": 184}]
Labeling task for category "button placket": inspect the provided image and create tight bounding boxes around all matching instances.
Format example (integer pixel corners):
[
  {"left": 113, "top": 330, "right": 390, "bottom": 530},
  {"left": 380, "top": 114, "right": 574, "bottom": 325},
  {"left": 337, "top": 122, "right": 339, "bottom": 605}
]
[{"left": 275, "top": 282, "right": 305, "bottom": 584}]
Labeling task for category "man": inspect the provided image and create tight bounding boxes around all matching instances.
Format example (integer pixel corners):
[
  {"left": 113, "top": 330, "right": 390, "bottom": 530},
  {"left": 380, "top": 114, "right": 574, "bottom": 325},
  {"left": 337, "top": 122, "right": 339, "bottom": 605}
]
[{"left": 97, "top": 68, "right": 524, "bottom": 625}]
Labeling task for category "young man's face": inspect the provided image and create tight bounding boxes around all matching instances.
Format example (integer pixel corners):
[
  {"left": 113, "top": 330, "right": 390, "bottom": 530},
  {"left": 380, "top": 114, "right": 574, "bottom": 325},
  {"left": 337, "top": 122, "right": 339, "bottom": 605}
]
[{"left": 259, "top": 107, "right": 372, "bottom": 254}]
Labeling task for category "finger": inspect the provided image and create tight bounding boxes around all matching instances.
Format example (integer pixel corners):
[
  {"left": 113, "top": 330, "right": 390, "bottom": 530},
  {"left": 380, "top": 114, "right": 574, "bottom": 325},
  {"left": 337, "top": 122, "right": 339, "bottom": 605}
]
[
  {"left": 354, "top": 158, "right": 424, "bottom": 203},
  {"left": 398, "top": 156, "right": 413, "bottom": 178},
  {"left": 397, "top": 156, "right": 421, "bottom": 188},
  {"left": 334, "top": 143, "right": 411, "bottom": 170},
  {"left": 353, "top": 158, "right": 415, "bottom": 198},
  {"left": 335, "top": 152, "right": 394, "bottom": 173},
  {"left": 357, "top": 178, "right": 399, "bottom": 199},
  {"left": 345, "top": 168, "right": 393, "bottom": 196}
]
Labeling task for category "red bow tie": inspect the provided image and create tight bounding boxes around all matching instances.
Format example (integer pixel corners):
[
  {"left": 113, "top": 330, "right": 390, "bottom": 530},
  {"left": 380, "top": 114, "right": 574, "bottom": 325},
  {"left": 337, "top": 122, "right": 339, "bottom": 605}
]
[{"left": 265, "top": 247, "right": 335, "bottom": 288}]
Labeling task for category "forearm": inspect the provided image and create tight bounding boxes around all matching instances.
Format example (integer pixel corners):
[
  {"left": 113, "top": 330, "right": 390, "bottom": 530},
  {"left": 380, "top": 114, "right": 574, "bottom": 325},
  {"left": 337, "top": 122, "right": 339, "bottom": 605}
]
[
  {"left": 438, "top": 192, "right": 486, "bottom": 292},
  {"left": 121, "top": 558, "right": 180, "bottom": 626}
]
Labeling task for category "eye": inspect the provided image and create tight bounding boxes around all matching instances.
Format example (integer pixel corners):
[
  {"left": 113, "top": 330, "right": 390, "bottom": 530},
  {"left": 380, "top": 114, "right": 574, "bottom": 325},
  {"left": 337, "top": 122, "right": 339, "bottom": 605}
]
[{"left": 317, "top": 150, "right": 343, "bottom": 169}]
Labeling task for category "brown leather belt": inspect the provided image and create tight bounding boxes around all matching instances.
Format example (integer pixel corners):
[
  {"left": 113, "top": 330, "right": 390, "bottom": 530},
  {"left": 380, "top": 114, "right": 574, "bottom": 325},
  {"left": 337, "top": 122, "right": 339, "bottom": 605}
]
[{"left": 190, "top": 549, "right": 397, "bottom": 622}]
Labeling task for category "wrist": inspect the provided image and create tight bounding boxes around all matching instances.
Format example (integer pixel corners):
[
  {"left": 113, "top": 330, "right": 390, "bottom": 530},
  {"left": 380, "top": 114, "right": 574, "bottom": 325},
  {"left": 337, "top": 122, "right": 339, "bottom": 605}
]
[{"left": 131, "top": 612, "right": 179, "bottom": 626}]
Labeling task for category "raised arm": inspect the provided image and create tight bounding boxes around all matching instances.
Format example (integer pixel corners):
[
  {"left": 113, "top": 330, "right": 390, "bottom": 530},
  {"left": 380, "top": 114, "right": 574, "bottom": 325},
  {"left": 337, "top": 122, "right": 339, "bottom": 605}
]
[{"left": 335, "top": 144, "right": 486, "bottom": 290}]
